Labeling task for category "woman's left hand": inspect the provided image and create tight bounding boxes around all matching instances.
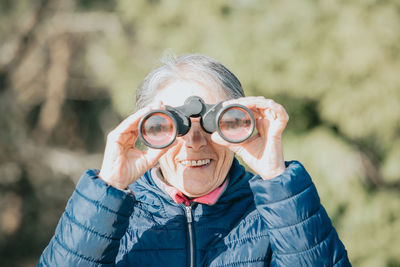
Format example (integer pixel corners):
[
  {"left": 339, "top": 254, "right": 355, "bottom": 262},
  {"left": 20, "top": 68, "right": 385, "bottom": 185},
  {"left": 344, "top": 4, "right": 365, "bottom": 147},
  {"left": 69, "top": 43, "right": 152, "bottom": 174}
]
[{"left": 211, "top": 96, "right": 289, "bottom": 180}]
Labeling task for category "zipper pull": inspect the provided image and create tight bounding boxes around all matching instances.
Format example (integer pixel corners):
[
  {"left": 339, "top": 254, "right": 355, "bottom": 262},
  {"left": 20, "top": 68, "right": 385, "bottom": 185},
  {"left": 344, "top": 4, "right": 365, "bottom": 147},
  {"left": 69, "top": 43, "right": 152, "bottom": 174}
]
[{"left": 185, "top": 205, "right": 192, "bottom": 223}]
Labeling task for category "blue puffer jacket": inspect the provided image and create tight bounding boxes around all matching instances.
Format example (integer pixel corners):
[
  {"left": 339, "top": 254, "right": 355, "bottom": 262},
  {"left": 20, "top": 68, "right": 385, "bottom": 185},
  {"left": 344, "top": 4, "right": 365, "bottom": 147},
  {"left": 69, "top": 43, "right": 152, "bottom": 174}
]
[{"left": 39, "top": 159, "right": 351, "bottom": 266}]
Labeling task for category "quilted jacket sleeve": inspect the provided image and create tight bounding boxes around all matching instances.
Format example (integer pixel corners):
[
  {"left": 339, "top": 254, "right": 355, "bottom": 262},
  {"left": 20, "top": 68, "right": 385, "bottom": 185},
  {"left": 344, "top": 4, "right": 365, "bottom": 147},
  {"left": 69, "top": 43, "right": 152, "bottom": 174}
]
[
  {"left": 38, "top": 169, "right": 135, "bottom": 267},
  {"left": 249, "top": 161, "right": 351, "bottom": 267}
]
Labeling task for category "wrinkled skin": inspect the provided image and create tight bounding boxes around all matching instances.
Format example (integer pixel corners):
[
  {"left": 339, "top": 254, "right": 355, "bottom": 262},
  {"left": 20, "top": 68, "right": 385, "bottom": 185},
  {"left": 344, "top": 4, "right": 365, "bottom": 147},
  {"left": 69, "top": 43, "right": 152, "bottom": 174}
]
[{"left": 99, "top": 79, "right": 289, "bottom": 196}]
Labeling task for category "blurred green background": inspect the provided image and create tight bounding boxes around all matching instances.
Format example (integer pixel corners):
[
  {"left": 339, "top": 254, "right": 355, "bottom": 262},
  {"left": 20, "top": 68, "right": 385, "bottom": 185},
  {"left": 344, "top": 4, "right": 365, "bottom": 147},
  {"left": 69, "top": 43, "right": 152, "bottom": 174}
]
[{"left": 0, "top": 0, "right": 399, "bottom": 266}]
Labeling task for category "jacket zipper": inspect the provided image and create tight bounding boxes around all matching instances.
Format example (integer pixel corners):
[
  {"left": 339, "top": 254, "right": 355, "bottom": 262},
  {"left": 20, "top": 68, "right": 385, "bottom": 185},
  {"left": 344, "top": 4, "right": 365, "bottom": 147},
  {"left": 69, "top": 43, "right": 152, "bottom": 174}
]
[{"left": 185, "top": 205, "right": 195, "bottom": 267}]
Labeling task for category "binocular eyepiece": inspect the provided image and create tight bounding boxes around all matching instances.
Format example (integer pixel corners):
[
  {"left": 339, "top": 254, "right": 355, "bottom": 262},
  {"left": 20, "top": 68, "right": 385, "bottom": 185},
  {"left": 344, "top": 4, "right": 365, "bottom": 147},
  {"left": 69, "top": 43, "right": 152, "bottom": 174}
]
[{"left": 138, "top": 96, "right": 255, "bottom": 149}]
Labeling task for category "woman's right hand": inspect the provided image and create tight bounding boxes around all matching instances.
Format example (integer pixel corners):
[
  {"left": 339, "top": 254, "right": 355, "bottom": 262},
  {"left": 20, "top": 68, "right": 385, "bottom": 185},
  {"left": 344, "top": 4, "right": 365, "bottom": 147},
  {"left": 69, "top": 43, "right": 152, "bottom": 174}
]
[{"left": 98, "top": 104, "right": 170, "bottom": 190}]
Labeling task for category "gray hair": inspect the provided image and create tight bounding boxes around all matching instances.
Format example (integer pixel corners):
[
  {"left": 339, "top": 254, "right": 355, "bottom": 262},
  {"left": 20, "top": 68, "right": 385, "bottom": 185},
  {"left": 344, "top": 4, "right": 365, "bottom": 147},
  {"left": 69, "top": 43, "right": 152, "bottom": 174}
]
[{"left": 135, "top": 53, "right": 245, "bottom": 110}]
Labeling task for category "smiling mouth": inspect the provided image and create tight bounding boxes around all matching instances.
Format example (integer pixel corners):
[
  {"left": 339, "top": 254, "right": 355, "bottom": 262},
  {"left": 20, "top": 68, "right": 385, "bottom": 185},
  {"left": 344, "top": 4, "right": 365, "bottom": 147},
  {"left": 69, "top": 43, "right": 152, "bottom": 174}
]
[{"left": 179, "top": 159, "right": 212, "bottom": 167}]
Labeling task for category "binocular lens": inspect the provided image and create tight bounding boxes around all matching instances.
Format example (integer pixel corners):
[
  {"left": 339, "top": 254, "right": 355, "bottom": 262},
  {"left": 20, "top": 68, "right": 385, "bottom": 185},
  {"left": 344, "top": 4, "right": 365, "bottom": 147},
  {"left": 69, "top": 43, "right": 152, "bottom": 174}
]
[
  {"left": 218, "top": 107, "right": 253, "bottom": 142},
  {"left": 140, "top": 112, "right": 176, "bottom": 148},
  {"left": 138, "top": 97, "right": 255, "bottom": 148}
]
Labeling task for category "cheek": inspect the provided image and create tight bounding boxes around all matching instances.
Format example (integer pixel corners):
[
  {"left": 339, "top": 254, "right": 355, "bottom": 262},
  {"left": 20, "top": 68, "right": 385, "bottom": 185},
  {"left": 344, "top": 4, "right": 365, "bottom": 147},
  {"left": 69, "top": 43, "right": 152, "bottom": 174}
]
[
  {"left": 214, "top": 145, "right": 234, "bottom": 172},
  {"left": 160, "top": 142, "right": 182, "bottom": 171}
]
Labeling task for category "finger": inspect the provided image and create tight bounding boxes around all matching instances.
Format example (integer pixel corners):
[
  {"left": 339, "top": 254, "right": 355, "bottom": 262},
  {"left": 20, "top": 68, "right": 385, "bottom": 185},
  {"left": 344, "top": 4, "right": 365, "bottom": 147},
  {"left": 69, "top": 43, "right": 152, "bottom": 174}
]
[
  {"left": 263, "top": 108, "right": 277, "bottom": 121},
  {"left": 114, "top": 102, "right": 165, "bottom": 136},
  {"left": 229, "top": 98, "right": 288, "bottom": 139},
  {"left": 211, "top": 132, "right": 247, "bottom": 155},
  {"left": 244, "top": 99, "right": 288, "bottom": 127},
  {"left": 227, "top": 98, "right": 288, "bottom": 140},
  {"left": 274, "top": 104, "right": 289, "bottom": 123},
  {"left": 222, "top": 96, "right": 274, "bottom": 110},
  {"left": 141, "top": 140, "right": 177, "bottom": 167},
  {"left": 211, "top": 132, "right": 231, "bottom": 147},
  {"left": 223, "top": 97, "right": 288, "bottom": 121},
  {"left": 108, "top": 103, "right": 165, "bottom": 144},
  {"left": 255, "top": 116, "right": 269, "bottom": 138}
]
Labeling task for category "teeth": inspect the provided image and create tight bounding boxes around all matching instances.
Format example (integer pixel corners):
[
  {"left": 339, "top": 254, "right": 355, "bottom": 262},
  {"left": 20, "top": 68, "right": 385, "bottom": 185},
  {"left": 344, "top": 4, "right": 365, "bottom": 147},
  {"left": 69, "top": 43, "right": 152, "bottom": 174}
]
[{"left": 180, "top": 159, "right": 211, "bottom": 167}]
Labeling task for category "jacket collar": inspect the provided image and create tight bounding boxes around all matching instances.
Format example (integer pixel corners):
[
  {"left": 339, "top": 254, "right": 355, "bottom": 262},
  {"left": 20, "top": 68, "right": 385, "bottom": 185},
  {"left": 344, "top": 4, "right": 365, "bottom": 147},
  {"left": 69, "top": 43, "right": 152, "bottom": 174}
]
[
  {"left": 131, "top": 158, "right": 254, "bottom": 208},
  {"left": 150, "top": 167, "right": 229, "bottom": 206}
]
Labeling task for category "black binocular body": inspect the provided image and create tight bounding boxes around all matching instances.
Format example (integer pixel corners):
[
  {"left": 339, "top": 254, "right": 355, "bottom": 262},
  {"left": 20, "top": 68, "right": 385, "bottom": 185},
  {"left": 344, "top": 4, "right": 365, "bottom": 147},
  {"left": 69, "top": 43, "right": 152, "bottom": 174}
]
[{"left": 138, "top": 96, "right": 255, "bottom": 149}]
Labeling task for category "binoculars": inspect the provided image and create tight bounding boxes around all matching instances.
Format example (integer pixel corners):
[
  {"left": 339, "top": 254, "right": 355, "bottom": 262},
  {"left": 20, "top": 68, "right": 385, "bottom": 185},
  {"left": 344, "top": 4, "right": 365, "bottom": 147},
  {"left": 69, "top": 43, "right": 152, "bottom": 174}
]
[{"left": 138, "top": 96, "right": 255, "bottom": 149}]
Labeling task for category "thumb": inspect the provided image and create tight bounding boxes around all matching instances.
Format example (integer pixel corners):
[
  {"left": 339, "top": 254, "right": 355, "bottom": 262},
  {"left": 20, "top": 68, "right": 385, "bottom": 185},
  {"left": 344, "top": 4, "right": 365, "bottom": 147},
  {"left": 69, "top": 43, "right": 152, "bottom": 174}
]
[
  {"left": 211, "top": 132, "right": 230, "bottom": 146},
  {"left": 211, "top": 132, "right": 243, "bottom": 155},
  {"left": 142, "top": 140, "right": 179, "bottom": 167}
]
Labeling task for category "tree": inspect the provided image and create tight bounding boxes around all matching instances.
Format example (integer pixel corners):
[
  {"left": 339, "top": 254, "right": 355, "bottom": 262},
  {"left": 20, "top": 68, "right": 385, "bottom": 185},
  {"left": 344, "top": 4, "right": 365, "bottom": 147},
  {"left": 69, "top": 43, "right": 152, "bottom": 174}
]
[{"left": 0, "top": 0, "right": 399, "bottom": 266}]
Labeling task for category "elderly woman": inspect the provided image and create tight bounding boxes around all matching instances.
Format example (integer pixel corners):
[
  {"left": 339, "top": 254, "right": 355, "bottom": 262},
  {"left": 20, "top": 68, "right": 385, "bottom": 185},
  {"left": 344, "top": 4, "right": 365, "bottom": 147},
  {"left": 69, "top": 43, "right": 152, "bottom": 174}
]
[{"left": 39, "top": 54, "right": 351, "bottom": 266}]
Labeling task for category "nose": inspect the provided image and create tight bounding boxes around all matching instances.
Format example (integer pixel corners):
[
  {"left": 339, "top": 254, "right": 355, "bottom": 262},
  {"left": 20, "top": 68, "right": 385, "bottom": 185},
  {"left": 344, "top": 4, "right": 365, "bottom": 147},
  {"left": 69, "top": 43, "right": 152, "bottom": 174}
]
[{"left": 182, "top": 119, "right": 208, "bottom": 150}]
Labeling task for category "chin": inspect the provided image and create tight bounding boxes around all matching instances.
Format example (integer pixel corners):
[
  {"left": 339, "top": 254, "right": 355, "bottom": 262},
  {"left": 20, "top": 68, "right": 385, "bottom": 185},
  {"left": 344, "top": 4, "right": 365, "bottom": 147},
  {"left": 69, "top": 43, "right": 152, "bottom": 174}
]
[
  {"left": 182, "top": 185, "right": 211, "bottom": 198},
  {"left": 181, "top": 174, "right": 217, "bottom": 196},
  {"left": 181, "top": 169, "right": 216, "bottom": 184}
]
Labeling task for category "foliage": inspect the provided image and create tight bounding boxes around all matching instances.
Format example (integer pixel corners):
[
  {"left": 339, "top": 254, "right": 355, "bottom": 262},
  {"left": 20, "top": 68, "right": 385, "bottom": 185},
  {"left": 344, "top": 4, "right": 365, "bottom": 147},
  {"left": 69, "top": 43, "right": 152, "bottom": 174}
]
[{"left": 0, "top": 0, "right": 399, "bottom": 266}]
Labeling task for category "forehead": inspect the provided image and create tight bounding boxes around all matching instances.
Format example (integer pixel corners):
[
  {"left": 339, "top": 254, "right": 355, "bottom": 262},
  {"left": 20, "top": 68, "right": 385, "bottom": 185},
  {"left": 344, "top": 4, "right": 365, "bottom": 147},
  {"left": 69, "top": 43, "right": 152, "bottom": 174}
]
[{"left": 152, "top": 79, "right": 228, "bottom": 107}]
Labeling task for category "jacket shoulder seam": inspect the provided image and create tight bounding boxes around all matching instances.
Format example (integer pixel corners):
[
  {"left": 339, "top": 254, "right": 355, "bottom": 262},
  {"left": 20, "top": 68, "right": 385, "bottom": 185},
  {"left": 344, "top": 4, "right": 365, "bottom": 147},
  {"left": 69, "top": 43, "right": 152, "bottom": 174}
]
[
  {"left": 205, "top": 233, "right": 269, "bottom": 250},
  {"left": 119, "top": 247, "right": 185, "bottom": 253},
  {"left": 225, "top": 233, "right": 269, "bottom": 246},
  {"left": 333, "top": 249, "right": 349, "bottom": 266},
  {"left": 64, "top": 211, "right": 120, "bottom": 241},
  {"left": 153, "top": 192, "right": 169, "bottom": 218},
  {"left": 75, "top": 188, "right": 130, "bottom": 218},
  {"left": 229, "top": 212, "right": 261, "bottom": 231},
  {"left": 268, "top": 204, "right": 322, "bottom": 231},
  {"left": 131, "top": 204, "right": 155, "bottom": 220},
  {"left": 39, "top": 254, "right": 49, "bottom": 267},
  {"left": 213, "top": 257, "right": 267, "bottom": 267},
  {"left": 263, "top": 183, "right": 314, "bottom": 206},
  {"left": 274, "top": 226, "right": 334, "bottom": 256},
  {"left": 53, "top": 235, "right": 114, "bottom": 265}
]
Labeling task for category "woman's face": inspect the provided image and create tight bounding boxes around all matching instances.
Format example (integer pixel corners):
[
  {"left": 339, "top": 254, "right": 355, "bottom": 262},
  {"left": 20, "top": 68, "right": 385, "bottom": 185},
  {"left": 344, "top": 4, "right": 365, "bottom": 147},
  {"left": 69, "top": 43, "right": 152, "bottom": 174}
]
[{"left": 152, "top": 79, "right": 235, "bottom": 198}]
